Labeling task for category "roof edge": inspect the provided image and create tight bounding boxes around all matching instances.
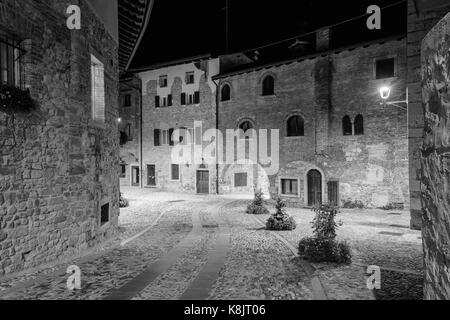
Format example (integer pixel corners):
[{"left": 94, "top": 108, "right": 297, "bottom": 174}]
[
  {"left": 129, "top": 53, "right": 213, "bottom": 73},
  {"left": 213, "top": 33, "right": 407, "bottom": 80}
]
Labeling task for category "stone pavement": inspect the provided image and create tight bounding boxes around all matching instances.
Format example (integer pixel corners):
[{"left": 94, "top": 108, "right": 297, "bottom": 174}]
[{"left": 0, "top": 188, "right": 423, "bottom": 300}]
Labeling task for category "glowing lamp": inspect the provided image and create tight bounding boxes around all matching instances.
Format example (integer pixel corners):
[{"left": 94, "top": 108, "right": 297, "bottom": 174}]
[{"left": 379, "top": 87, "right": 391, "bottom": 100}]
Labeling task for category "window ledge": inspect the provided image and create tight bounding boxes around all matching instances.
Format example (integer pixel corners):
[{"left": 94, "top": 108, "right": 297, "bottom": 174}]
[
  {"left": 279, "top": 194, "right": 300, "bottom": 198},
  {"left": 285, "top": 136, "right": 305, "bottom": 140}
]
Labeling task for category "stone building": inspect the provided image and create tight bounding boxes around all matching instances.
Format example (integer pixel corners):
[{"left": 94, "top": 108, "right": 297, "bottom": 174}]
[
  {"left": 120, "top": 57, "right": 221, "bottom": 193},
  {"left": 421, "top": 10, "right": 450, "bottom": 301},
  {"left": 0, "top": 0, "right": 150, "bottom": 276},
  {"left": 214, "top": 32, "right": 409, "bottom": 208},
  {"left": 119, "top": 74, "right": 141, "bottom": 187},
  {"left": 407, "top": 0, "right": 450, "bottom": 230}
]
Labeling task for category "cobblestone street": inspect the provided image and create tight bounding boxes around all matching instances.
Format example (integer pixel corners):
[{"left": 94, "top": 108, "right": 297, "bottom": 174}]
[{"left": 0, "top": 188, "right": 423, "bottom": 300}]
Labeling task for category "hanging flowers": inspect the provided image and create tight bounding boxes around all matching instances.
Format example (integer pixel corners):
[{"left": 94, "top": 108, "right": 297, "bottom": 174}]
[{"left": 0, "top": 84, "right": 36, "bottom": 113}]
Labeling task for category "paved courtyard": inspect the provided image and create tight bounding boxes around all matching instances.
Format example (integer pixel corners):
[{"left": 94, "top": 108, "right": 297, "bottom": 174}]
[{"left": 0, "top": 188, "right": 423, "bottom": 300}]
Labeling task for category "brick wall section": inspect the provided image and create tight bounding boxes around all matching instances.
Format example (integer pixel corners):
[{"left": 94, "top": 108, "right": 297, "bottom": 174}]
[
  {"left": 407, "top": 0, "right": 450, "bottom": 230},
  {"left": 0, "top": 0, "right": 119, "bottom": 275},
  {"left": 218, "top": 39, "right": 409, "bottom": 208},
  {"left": 421, "top": 12, "right": 450, "bottom": 300}
]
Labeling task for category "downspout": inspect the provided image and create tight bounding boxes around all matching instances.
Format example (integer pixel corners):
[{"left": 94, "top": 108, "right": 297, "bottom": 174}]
[{"left": 212, "top": 78, "right": 220, "bottom": 195}]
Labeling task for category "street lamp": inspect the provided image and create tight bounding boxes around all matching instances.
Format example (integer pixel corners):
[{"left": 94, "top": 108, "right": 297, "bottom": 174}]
[{"left": 379, "top": 86, "right": 408, "bottom": 110}]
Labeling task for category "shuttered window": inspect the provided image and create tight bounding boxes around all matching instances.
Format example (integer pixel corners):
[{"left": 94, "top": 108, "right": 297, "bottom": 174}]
[
  {"left": 234, "top": 173, "right": 248, "bottom": 187},
  {"left": 91, "top": 55, "right": 105, "bottom": 123},
  {"left": 154, "top": 129, "right": 161, "bottom": 146}
]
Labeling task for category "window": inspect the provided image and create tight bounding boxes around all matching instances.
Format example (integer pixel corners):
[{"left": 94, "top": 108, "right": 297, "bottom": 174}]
[
  {"left": 127, "top": 124, "right": 133, "bottom": 141},
  {"left": 182, "top": 92, "right": 200, "bottom": 105},
  {"left": 281, "top": 179, "right": 298, "bottom": 196},
  {"left": 354, "top": 114, "right": 364, "bottom": 135},
  {"left": 120, "top": 164, "right": 126, "bottom": 178},
  {"left": 239, "top": 121, "right": 254, "bottom": 139},
  {"left": 343, "top": 115, "right": 352, "bottom": 136},
  {"left": 221, "top": 84, "right": 231, "bottom": 102},
  {"left": 234, "top": 173, "right": 248, "bottom": 187},
  {"left": 100, "top": 203, "right": 110, "bottom": 226},
  {"left": 91, "top": 55, "right": 105, "bottom": 122},
  {"left": 262, "top": 75, "right": 275, "bottom": 96},
  {"left": 159, "top": 75, "right": 168, "bottom": 88},
  {"left": 156, "top": 95, "right": 172, "bottom": 108},
  {"left": 171, "top": 164, "right": 180, "bottom": 180},
  {"left": 162, "top": 130, "right": 169, "bottom": 145},
  {"left": 0, "top": 37, "right": 22, "bottom": 87},
  {"left": 287, "top": 116, "right": 305, "bottom": 137},
  {"left": 124, "top": 94, "right": 131, "bottom": 107},
  {"left": 154, "top": 129, "right": 174, "bottom": 146},
  {"left": 185, "top": 72, "right": 195, "bottom": 84},
  {"left": 375, "top": 58, "right": 395, "bottom": 79}
]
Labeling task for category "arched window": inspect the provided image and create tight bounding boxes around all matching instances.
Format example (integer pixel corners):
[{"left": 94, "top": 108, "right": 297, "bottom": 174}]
[
  {"left": 287, "top": 116, "right": 305, "bottom": 137},
  {"left": 343, "top": 115, "right": 352, "bottom": 136},
  {"left": 221, "top": 84, "right": 231, "bottom": 102},
  {"left": 239, "top": 121, "right": 254, "bottom": 139},
  {"left": 262, "top": 75, "right": 275, "bottom": 96},
  {"left": 354, "top": 114, "right": 364, "bottom": 135}
]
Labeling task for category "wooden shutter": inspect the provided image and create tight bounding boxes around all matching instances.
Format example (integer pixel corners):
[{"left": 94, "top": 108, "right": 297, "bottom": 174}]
[
  {"left": 155, "top": 96, "right": 160, "bottom": 108},
  {"left": 169, "top": 128, "right": 174, "bottom": 146},
  {"left": 154, "top": 129, "right": 161, "bottom": 146},
  {"left": 194, "top": 91, "right": 200, "bottom": 104},
  {"left": 181, "top": 93, "right": 186, "bottom": 105}
]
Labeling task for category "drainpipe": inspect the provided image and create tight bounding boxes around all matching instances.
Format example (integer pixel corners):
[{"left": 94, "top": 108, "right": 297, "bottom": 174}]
[{"left": 212, "top": 78, "right": 220, "bottom": 195}]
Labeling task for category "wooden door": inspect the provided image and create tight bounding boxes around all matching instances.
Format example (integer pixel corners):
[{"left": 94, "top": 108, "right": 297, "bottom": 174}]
[
  {"left": 328, "top": 181, "right": 339, "bottom": 207},
  {"left": 197, "top": 171, "right": 209, "bottom": 194},
  {"left": 132, "top": 167, "right": 140, "bottom": 187},
  {"left": 307, "top": 170, "right": 322, "bottom": 206},
  {"left": 147, "top": 165, "right": 156, "bottom": 186}
]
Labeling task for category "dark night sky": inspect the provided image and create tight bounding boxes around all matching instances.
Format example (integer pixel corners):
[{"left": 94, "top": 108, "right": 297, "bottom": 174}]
[{"left": 130, "top": 0, "right": 406, "bottom": 70}]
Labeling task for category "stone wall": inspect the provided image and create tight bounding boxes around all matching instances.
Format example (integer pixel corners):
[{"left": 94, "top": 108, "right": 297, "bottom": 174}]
[
  {"left": 0, "top": 0, "right": 120, "bottom": 276},
  {"left": 407, "top": 0, "right": 450, "bottom": 230},
  {"left": 217, "top": 38, "right": 409, "bottom": 208},
  {"left": 421, "top": 12, "right": 450, "bottom": 300}
]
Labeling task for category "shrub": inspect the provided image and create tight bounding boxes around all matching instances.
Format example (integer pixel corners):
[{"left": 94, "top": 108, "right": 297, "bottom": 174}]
[
  {"left": 342, "top": 199, "right": 365, "bottom": 209},
  {"left": 246, "top": 190, "right": 269, "bottom": 215},
  {"left": 266, "top": 197, "right": 296, "bottom": 231},
  {"left": 311, "top": 204, "right": 341, "bottom": 240},
  {"left": 119, "top": 193, "right": 129, "bottom": 208},
  {"left": 0, "top": 84, "right": 36, "bottom": 113},
  {"left": 298, "top": 237, "right": 352, "bottom": 264},
  {"left": 298, "top": 204, "right": 352, "bottom": 264}
]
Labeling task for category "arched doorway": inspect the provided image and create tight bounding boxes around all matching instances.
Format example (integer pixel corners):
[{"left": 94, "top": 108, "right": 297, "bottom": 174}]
[{"left": 307, "top": 170, "right": 322, "bottom": 206}]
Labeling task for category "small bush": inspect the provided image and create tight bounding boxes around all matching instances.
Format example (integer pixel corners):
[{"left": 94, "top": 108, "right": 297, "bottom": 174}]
[
  {"left": 246, "top": 190, "right": 269, "bottom": 215},
  {"left": 342, "top": 199, "right": 366, "bottom": 209},
  {"left": 298, "top": 237, "right": 352, "bottom": 264},
  {"left": 380, "top": 202, "right": 404, "bottom": 211},
  {"left": 119, "top": 193, "right": 129, "bottom": 208},
  {"left": 298, "top": 204, "right": 351, "bottom": 264},
  {"left": 266, "top": 197, "right": 296, "bottom": 231}
]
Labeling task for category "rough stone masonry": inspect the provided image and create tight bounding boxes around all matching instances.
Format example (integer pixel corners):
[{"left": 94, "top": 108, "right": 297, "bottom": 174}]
[
  {"left": 421, "top": 12, "right": 450, "bottom": 300},
  {"left": 0, "top": 0, "right": 120, "bottom": 276}
]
